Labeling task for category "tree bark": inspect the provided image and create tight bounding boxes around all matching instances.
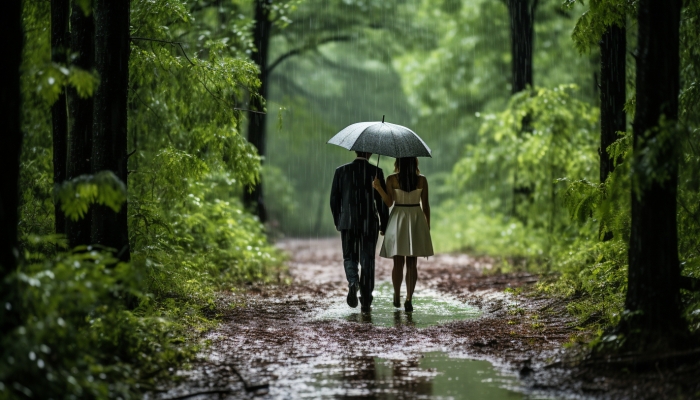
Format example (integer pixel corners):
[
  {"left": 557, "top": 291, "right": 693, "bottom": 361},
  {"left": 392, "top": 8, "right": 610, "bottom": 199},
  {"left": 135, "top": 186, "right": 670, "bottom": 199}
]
[
  {"left": 51, "top": 0, "right": 70, "bottom": 235},
  {"left": 0, "top": 0, "right": 24, "bottom": 335},
  {"left": 599, "top": 24, "right": 626, "bottom": 184},
  {"left": 66, "top": 2, "right": 94, "bottom": 248},
  {"left": 599, "top": 23, "right": 626, "bottom": 241},
  {"left": 92, "top": 0, "right": 130, "bottom": 261},
  {"left": 620, "top": 0, "right": 686, "bottom": 350},
  {"left": 506, "top": 0, "right": 536, "bottom": 95},
  {"left": 243, "top": 0, "right": 271, "bottom": 223},
  {"left": 506, "top": 0, "right": 537, "bottom": 219}
]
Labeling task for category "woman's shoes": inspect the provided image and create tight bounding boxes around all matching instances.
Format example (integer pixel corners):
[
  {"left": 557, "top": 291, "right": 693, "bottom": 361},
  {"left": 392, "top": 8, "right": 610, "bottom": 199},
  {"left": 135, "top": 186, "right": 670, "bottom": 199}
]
[
  {"left": 393, "top": 294, "right": 401, "bottom": 308},
  {"left": 404, "top": 300, "right": 413, "bottom": 312}
]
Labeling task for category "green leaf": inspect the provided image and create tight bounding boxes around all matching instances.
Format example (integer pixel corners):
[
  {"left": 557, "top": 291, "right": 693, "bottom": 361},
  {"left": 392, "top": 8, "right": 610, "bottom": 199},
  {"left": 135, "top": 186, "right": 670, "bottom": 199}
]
[{"left": 56, "top": 171, "right": 127, "bottom": 221}]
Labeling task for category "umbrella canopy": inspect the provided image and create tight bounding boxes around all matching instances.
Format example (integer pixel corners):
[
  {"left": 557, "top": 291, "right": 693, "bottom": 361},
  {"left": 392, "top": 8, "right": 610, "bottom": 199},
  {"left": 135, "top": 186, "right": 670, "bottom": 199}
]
[{"left": 327, "top": 118, "right": 432, "bottom": 158}]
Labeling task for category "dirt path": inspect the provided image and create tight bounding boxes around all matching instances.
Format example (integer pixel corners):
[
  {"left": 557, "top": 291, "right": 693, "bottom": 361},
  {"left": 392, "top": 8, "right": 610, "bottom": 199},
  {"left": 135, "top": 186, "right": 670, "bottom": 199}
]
[
  {"left": 154, "top": 238, "right": 699, "bottom": 399},
  {"left": 152, "top": 238, "right": 700, "bottom": 400}
]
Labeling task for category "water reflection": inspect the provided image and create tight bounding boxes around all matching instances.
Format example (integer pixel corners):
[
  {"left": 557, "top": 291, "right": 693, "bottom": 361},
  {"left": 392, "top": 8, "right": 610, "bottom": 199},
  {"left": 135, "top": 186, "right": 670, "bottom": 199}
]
[
  {"left": 319, "top": 282, "right": 479, "bottom": 328},
  {"left": 346, "top": 311, "right": 373, "bottom": 324},
  {"left": 311, "top": 352, "right": 554, "bottom": 399},
  {"left": 315, "top": 355, "right": 434, "bottom": 399},
  {"left": 393, "top": 310, "right": 414, "bottom": 327}
]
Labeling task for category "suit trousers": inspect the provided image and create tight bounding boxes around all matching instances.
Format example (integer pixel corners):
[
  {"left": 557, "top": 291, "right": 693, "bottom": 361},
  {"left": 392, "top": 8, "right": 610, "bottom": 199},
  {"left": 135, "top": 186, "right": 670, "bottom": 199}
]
[{"left": 341, "top": 227, "right": 378, "bottom": 307}]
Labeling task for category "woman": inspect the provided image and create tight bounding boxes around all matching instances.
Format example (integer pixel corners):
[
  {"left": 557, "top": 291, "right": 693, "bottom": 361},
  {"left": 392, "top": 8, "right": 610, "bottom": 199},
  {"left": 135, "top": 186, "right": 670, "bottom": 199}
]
[{"left": 372, "top": 157, "right": 433, "bottom": 312}]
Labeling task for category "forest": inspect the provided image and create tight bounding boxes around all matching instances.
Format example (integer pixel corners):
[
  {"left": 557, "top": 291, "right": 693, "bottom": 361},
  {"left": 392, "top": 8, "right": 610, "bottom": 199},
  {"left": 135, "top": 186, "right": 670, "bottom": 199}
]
[{"left": 1, "top": 0, "right": 699, "bottom": 398}]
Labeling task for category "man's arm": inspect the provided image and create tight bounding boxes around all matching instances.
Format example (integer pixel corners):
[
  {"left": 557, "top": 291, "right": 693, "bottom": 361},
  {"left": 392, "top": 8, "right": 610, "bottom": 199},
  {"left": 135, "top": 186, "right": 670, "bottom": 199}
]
[{"left": 330, "top": 168, "right": 341, "bottom": 230}]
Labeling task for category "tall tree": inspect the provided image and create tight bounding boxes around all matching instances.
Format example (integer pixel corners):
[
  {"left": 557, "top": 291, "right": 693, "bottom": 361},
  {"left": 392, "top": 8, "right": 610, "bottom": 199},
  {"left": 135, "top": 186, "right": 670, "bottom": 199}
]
[
  {"left": 0, "top": 0, "right": 24, "bottom": 335},
  {"left": 66, "top": 1, "right": 95, "bottom": 247},
  {"left": 92, "top": 0, "right": 130, "bottom": 261},
  {"left": 506, "top": 0, "right": 538, "bottom": 94},
  {"left": 505, "top": 0, "right": 539, "bottom": 217},
  {"left": 568, "top": 0, "right": 630, "bottom": 240},
  {"left": 598, "top": 23, "right": 626, "bottom": 241},
  {"left": 51, "top": 0, "right": 69, "bottom": 235},
  {"left": 620, "top": 0, "right": 687, "bottom": 349},
  {"left": 598, "top": 24, "right": 626, "bottom": 186},
  {"left": 244, "top": 0, "right": 272, "bottom": 223}
]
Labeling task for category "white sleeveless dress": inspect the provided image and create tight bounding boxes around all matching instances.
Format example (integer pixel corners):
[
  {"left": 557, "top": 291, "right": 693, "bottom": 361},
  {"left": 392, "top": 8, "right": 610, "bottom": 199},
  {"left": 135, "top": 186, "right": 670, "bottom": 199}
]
[{"left": 380, "top": 188, "right": 434, "bottom": 258}]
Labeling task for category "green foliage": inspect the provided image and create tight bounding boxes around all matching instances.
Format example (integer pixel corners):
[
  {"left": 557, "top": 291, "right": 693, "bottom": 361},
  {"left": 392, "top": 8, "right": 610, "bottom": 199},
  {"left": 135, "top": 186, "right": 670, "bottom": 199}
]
[
  {"left": 56, "top": 171, "right": 127, "bottom": 220},
  {"left": 17, "top": 147, "right": 55, "bottom": 241},
  {"left": 6, "top": 1, "right": 285, "bottom": 398},
  {"left": 557, "top": 131, "right": 631, "bottom": 240},
  {"left": 129, "top": 0, "right": 264, "bottom": 193},
  {"left": 565, "top": 0, "right": 631, "bottom": 53},
  {"left": 629, "top": 117, "right": 686, "bottom": 199},
  {"left": 448, "top": 85, "right": 598, "bottom": 251},
  {"left": 1, "top": 246, "right": 196, "bottom": 398},
  {"left": 131, "top": 172, "right": 284, "bottom": 301},
  {"left": 557, "top": 178, "right": 601, "bottom": 224},
  {"left": 538, "top": 236, "right": 628, "bottom": 331},
  {"left": 432, "top": 193, "right": 547, "bottom": 259}
]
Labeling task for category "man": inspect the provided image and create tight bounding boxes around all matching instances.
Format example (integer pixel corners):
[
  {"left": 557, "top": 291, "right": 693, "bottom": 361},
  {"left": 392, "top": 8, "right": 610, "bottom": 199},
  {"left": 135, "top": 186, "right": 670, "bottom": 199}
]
[{"left": 330, "top": 151, "right": 389, "bottom": 312}]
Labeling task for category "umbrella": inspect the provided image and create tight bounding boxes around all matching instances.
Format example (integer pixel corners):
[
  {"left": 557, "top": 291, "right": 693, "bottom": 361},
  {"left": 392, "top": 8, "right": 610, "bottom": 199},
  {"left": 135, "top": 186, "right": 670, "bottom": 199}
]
[{"left": 327, "top": 115, "right": 432, "bottom": 159}]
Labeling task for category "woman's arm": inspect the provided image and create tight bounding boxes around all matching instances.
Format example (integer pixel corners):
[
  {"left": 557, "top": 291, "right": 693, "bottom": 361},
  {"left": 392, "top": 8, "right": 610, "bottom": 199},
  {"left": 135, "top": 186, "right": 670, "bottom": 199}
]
[
  {"left": 420, "top": 176, "right": 430, "bottom": 229},
  {"left": 373, "top": 176, "right": 394, "bottom": 207}
]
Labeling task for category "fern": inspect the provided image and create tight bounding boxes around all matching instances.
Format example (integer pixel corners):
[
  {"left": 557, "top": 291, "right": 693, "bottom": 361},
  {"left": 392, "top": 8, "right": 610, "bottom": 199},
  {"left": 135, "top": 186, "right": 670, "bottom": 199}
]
[{"left": 558, "top": 178, "right": 602, "bottom": 224}]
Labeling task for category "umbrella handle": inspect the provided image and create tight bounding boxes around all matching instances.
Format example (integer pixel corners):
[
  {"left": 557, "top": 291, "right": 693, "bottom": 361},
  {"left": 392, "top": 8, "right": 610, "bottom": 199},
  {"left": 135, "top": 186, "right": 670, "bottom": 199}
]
[{"left": 375, "top": 154, "right": 381, "bottom": 180}]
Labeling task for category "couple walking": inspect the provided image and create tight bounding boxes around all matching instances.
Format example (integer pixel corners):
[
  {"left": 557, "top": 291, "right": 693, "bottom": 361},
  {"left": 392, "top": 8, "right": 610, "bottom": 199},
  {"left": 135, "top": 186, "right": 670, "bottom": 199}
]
[{"left": 330, "top": 151, "right": 433, "bottom": 313}]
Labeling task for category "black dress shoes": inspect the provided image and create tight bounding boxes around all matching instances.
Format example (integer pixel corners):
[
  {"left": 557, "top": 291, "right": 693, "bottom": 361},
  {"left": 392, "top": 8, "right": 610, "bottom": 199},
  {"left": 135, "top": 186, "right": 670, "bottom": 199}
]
[
  {"left": 347, "top": 282, "right": 359, "bottom": 308},
  {"left": 404, "top": 300, "right": 413, "bottom": 312},
  {"left": 359, "top": 296, "right": 371, "bottom": 313}
]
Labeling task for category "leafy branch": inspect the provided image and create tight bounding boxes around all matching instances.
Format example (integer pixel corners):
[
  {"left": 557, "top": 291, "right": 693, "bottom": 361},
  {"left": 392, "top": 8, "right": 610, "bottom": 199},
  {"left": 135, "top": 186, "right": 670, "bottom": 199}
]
[{"left": 55, "top": 171, "right": 127, "bottom": 221}]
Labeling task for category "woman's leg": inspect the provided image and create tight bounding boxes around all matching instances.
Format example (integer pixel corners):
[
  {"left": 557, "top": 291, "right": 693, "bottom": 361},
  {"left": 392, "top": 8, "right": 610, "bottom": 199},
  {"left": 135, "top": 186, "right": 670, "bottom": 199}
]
[
  {"left": 392, "top": 256, "right": 405, "bottom": 304},
  {"left": 405, "top": 257, "right": 418, "bottom": 302}
]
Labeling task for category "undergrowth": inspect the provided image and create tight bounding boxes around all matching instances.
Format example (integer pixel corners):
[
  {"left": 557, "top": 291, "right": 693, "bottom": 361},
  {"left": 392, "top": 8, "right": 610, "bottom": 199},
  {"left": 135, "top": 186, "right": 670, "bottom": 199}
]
[{"left": 438, "top": 82, "right": 700, "bottom": 342}]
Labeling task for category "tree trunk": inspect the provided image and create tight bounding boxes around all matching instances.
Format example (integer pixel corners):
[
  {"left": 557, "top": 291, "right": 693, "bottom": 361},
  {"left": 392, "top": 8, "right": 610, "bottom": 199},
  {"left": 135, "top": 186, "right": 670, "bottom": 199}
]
[
  {"left": 244, "top": 0, "right": 271, "bottom": 223},
  {"left": 92, "top": 0, "right": 130, "bottom": 261},
  {"left": 66, "top": 2, "right": 94, "bottom": 248},
  {"left": 620, "top": 0, "right": 686, "bottom": 350},
  {"left": 51, "top": 0, "right": 69, "bottom": 235},
  {"left": 506, "top": 0, "right": 537, "bottom": 219},
  {"left": 599, "top": 23, "right": 626, "bottom": 241},
  {"left": 0, "top": 0, "right": 24, "bottom": 335},
  {"left": 506, "top": 0, "right": 535, "bottom": 95},
  {"left": 599, "top": 24, "right": 626, "bottom": 183}
]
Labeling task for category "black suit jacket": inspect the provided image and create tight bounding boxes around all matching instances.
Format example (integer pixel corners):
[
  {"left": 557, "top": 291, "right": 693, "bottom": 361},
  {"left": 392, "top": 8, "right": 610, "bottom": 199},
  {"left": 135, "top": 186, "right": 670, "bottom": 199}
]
[{"left": 330, "top": 159, "right": 389, "bottom": 233}]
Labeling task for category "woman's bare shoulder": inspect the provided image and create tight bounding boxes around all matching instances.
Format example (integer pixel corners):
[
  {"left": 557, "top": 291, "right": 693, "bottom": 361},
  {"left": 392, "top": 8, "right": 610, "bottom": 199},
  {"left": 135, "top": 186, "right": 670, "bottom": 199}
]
[{"left": 386, "top": 173, "right": 399, "bottom": 187}]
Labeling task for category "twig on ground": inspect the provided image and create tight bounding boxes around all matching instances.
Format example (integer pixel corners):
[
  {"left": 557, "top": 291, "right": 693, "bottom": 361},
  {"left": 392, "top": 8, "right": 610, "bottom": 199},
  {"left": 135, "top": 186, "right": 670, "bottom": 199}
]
[{"left": 163, "top": 389, "right": 233, "bottom": 400}]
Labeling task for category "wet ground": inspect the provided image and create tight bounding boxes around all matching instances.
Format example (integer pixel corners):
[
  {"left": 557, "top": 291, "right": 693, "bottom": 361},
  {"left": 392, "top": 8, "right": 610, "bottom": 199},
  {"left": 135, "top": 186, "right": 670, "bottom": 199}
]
[{"left": 154, "top": 238, "right": 700, "bottom": 400}]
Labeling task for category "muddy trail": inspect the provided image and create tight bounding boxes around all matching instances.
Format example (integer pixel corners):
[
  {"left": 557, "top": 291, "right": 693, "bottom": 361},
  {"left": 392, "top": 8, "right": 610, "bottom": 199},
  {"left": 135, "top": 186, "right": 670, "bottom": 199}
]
[{"left": 154, "top": 239, "right": 699, "bottom": 400}]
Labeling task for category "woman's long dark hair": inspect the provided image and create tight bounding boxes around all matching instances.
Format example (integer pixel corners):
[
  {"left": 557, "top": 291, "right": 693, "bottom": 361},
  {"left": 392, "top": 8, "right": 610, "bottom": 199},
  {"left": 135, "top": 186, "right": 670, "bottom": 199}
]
[{"left": 394, "top": 157, "right": 420, "bottom": 191}]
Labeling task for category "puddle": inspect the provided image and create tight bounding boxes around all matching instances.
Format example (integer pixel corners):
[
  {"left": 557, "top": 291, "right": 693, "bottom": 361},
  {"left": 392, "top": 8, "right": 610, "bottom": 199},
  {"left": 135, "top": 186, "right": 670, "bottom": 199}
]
[
  {"left": 317, "top": 282, "right": 481, "bottom": 328},
  {"left": 286, "top": 352, "right": 555, "bottom": 399}
]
